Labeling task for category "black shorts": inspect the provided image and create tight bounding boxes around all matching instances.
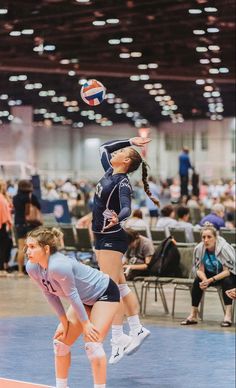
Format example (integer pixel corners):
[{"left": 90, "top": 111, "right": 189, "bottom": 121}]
[
  {"left": 94, "top": 229, "right": 128, "bottom": 254},
  {"left": 97, "top": 278, "right": 120, "bottom": 302}
]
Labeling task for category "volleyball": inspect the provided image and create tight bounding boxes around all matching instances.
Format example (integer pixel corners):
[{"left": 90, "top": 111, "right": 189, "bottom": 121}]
[{"left": 80, "top": 79, "right": 106, "bottom": 106}]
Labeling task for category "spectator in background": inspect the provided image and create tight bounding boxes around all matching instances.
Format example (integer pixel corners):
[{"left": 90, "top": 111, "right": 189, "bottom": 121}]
[
  {"left": 123, "top": 229, "right": 155, "bottom": 280},
  {"left": 191, "top": 167, "right": 200, "bottom": 198},
  {"left": 169, "top": 178, "right": 181, "bottom": 204},
  {"left": 13, "top": 179, "right": 41, "bottom": 276},
  {"left": 178, "top": 147, "right": 193, "bottom": 198},
  {"left": 176, "top": 206, "right": 194, "bottom": 243},
  {"left": 199, "top": 203, "right": 225, "bottom": 230},
  {"left": 43, "top": 182, "right": 60, "bottom": 201},
  {"left": 156, "top": 204, "right": 177, "bottom": 235},
  {"left": 71, "top": 192, "right": 90, "bottom": 221},
  {"left": 0, "top": 181, "right": 13, "bottom": 277},
  {"left": 124, "top": 208, "right": 151, "bottom": 239},
  {"left": 181, "top": 224, "right": 235, "bottom": 327},
  {"left": 145, "top": 176, "right": 160, "bottom": 227}
]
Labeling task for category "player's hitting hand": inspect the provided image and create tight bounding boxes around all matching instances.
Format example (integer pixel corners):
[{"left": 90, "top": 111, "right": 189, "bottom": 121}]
[
  {"left": 103, "top": 211, "right": 119, "bottom": 230},
  {"left": 130, "top": 137, "right": 151, "bottom": 147}
]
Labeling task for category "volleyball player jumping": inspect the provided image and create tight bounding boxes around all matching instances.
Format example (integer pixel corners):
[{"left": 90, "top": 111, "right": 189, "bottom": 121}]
[{"left": 92, "top": 137, "right": 160, "bottom": 364}]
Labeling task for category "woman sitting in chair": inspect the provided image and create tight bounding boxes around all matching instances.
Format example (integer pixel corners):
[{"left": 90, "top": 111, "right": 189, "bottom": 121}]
[
  {"left": 181, "top": 223, "right": 236, "bottom": 327},
  {"left": 123, "top": 229, "right": 155, "bottom": 280}
]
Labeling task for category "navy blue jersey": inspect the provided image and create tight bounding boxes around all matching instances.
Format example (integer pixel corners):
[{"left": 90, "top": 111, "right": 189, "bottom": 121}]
[{"left": 92, "top": 139, "right": 133, "bottom": 234}]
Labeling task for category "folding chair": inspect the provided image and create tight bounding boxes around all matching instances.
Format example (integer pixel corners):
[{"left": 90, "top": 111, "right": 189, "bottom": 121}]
[
  {"left": 150, "top": 228, "right": 166, "bottom": 245},
  {"left": 193, "top": 228, "right": 202, "bottom": 243},
  {"left": 76, "top": 228, "right": 93, "bottom": 252},
  {"left": 60, "top": 224, "right": 78, "bottom": 253},
  {"left": 219, "top": 229, "right": 236, "bottom": 245},
  {"left": 169, "top": 228, "right": 187, "bottom": 243}
]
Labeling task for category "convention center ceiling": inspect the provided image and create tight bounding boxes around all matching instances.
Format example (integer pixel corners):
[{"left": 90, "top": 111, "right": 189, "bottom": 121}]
[{"left": 0, "top": 0, "right": 235, "bottom": 128}]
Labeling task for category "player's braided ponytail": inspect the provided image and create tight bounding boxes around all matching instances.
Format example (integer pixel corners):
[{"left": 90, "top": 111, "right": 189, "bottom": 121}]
[
  {"left": 127, "top": 148, "right": 160, "bottom": 207},
  {"left": 141, "top": 160, "right": 160, "bottom": 207}
]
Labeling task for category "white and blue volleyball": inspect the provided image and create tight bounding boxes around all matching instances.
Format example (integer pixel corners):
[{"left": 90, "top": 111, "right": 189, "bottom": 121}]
[{"left": 80, "top": 79, "right": 106, "bottom": 106}]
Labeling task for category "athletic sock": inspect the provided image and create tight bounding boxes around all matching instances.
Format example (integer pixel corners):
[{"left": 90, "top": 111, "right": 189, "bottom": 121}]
[
  {"left": 56, "top": 378, "right": 68, "bottom": 388},
  {"left": 111, "top": 325, "right": 123, "bottom": 342},
  {"left": 127, "top": 315, "right": 142, "bottom": 335},
  {"left": 94, "top": 384, "right": 106, "bottom": 388}
]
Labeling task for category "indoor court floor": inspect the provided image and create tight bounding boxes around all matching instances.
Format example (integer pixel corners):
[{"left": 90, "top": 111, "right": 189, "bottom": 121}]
[{"left": 0, "top": 277, "right": 235, "bottom": 388}]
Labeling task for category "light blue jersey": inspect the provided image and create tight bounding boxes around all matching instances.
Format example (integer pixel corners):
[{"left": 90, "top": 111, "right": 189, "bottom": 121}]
[{"left": 26, "top": 252, "right": 109, "bottom": 322}]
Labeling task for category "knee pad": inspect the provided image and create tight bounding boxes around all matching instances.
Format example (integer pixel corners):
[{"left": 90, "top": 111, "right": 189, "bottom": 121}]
[
  {"left": 85, "top": 342, "right": 105, "bottom": 361},
  {"left": 119, "top": 283, "right": 131, "bottom": 298},
  {"left": 53, "top": 339, "right": 71, "bottom": 356}
]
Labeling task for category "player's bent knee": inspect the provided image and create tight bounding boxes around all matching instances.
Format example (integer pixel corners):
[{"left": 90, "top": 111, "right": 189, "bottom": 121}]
[
  {"left": 119, "top": 283, "right": 131, "bottom": 298},
  {"left": 85, "top": 342, "right": 105, "bottom": 361},
  {"left": 53, "top": 339, "right": 71, "bottom": 356}
]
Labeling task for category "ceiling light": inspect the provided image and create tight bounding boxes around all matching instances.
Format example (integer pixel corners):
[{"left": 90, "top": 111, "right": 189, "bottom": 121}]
[
  {"left": 140, "top": 74, "right": 150, "bottom": 80},
  {"left": 212, "top": 91, "right": 221, "bottom": 97},
  {"left": 206, "top": 78, "right": 214, "bottom": 83},
  {"left": 204, "top": 85, "right": 213, "bottom": 91},
  {"left": 0, "top": 8, "right": 8, "bottom": 14},
  {"left": 18, "top": 75, "right": 27, "bottom": 81},
  {"left": 119, "top": 53, "right": 130, "bottom": 58},
  {"left": 25, "top": 83, "right": 35, "bottom": 90},
  {"left": 106, "top": 18, "right": 119, "bottom": 24},
  {"left": 21, "top": 29, "right": 34, "bottom": 35},
  {"left": 144, "top": 84, "right": 153, "bottom": 89},
  {"left": 148, "top": 63, "right": 158, "bottom": 68},
  {"left": 60, "top": 59, "right": 70, "bottom": 64},
  {"left": 130, "top": 75, "right": 140, "bottom": 81},
  {"left": 154, "top": 83, "right": 162, "bottom": 88},
  {"left": 207, "top": 27, "right": 219, "bottom": 33},
  {"left": 108, "top": 39, "right": 120, "bottom": 45},
  {"left": 211, "top": 58, "right": 221, "bottom": 63},
  {"left": 44, "top": 45, "right": 56, "bottom": 51},
  {"left": 203, "top": 92, "right": 211, "bottom": 98},
  {"left": 188, "top": 9, "right": 202, "bottom": 14},
  {"left": 208, "top": 45, "right": 220, "bottom": 51},
  {"left": 68, "top": 70, "right": 76, "bottom": 76},
  {"left": 93, "top": 20, "right": 106, "bottom": 26},
  {"left": 138, "top": 64, "right": 148, "bottom": 69},
  {"left": 149, "top": 90, "right": 158, "bottom": 95},
  {"left": 193, "top": 29, "right": 205, "bottom": 35},
  {"left": 196, "top": 46, "right": 208, "bottom": 52},
  {"left": 76, "top": 0, "right": 90, "bottom": 3},
  {"left": 209, "top": 68, "right": 219, "bottom": 74},
  {"left": 0, "top": 94, "right": 8, "bottom": 100},
  {"left": 78, "top": 78, "right": 87, "bottom": 85},
  {"left": 204, "top": 7, "right": 218, "bottom": 12},
  {"left": 196, "top": 79, "right": 205, "bottom": 85},
  {"left": 199, "top": 58, "right": 210, "bottom": 64},
  {"left": 219, "top": 67, "right": 229, "bottom": 73},
  {"left": 130, "top": 51, "right": 142, "bottom": 57},
  {"left": 9, "top": 76, "right": 18, "bottom": 81},
  {"left": 9, "top": 31, "right": 21, "bottom": 36},
  {"left": 120, "top": 37, "right": 133, "bottom": 43}
]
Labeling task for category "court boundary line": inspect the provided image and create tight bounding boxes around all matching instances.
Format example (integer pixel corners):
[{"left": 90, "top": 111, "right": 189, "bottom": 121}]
[{"left": 0, "top": 377, "right": 53, "bottom": 387}]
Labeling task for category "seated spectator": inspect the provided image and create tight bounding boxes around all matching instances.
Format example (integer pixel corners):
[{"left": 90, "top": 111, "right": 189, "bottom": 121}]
[
  {"left": 71, "top": 192, "right": 90, "bottom": 221},
  {"left": 176, "top": 206, "right": 194, "bottom": 243},
  {"left": 187, "top": 195, "right": 200, "bottom": 209},
  {"left": 226, "top": 288, "right": 236, "bottom": 300},
  {"left": 181, "top": 224, "right": 236, "bottom": 327},
  {"left": 123, "top": 229, "right": 155, "bottom": 280},
  {"left": 169, "top": 178, "right": 181, "bottom": 204},
  {"left": 199, "top": 203, "right": 225, "bottom": 230},
  {"left": 156, "top": 204, "right": 177, "bottom": 235},
  {"left": 124, "top": 208, "right": 151, "bottom": 239}
]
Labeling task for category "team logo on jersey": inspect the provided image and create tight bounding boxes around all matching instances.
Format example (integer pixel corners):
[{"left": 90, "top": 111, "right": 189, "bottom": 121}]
[
  {"left": 95, "top": 182, "right": 103, "bottom": 198},
  {"left": 104, "top": 242, "right": 113, "bottom": 248},
  {"left": 120, "top": 181, "right": 131, "bottom": 190}
]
